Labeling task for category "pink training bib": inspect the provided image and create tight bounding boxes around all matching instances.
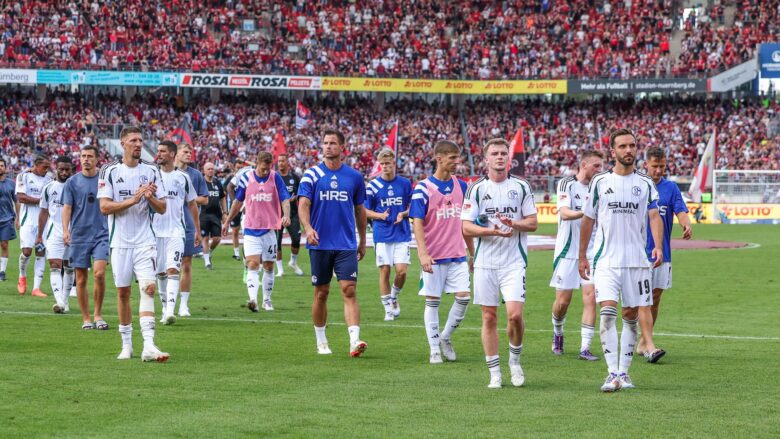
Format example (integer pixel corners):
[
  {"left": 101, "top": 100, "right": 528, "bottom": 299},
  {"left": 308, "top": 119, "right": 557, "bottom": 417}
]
[
  {"left": 421, "top": 177, "right": 466, "bottom": 260},
  {"left": 244, "top": 170, "right": 282, "bottom": 230}
]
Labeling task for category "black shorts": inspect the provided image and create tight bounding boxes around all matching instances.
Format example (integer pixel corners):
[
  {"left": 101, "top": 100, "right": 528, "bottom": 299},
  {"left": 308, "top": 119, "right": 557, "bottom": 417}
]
[
  {"left": 200, "top": 216, "right": 222, "bottom": 237},
  {"left": 276, "top": 215, "right": 301, "bottom": 249},
  {"left": 230, "top": 212, "right": 242, "bottom": 229},
  {"left": 309, "top": 249, "right": 358, "bottom": 286}
]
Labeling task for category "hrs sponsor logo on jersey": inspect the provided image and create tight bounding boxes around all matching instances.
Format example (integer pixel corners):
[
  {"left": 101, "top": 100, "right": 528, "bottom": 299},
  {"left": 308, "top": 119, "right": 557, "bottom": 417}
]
[
  {"left": 435, "top": 200, "right": 461, "bottom": 220},
  {"left": 658, "top": 205, "right": 668, "bottom": 217},
  {"left": 379, "top": 185, "right": 403, "bottom": 207},
  {"left": 250, "top": 192, "right": 274, "bottom": 202},
  {"left": 319, "top": 175, "right": 348, "bottom": 201}
]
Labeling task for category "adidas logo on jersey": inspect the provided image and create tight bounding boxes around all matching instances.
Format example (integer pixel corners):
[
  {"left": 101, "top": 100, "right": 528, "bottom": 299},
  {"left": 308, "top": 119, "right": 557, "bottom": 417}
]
[
  {"left": 575, "top": 194, "right": 581, "bottom": 199},
  {"left": 330, "top": 175, "right": 338, "bottom": 180},
  {"left": 482, "top": 193, "right": 492, "bottom": 201},
  {"left": 117, "top": 177, "right": 125, "bottom": 183},
  {"left": 605, "top": 188, "right": 614, "bottom": 195}
]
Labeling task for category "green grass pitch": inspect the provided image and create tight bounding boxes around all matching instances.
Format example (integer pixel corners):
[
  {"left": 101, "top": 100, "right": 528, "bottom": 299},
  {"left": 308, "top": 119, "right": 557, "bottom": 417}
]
[{"left": 1, "top": 224, "right": 778, "bottom": 438}]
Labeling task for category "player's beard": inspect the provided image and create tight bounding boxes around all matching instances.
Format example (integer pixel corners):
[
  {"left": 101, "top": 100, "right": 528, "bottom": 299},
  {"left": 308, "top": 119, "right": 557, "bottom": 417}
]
[{"left": 617, "top": 155, "right": 635, "bottom": 167}]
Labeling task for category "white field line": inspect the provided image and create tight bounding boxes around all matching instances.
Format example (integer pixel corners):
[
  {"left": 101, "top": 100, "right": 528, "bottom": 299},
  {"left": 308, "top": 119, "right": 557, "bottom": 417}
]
[{"left": 2, "top": 310, "right": 779, "bottom": 341}]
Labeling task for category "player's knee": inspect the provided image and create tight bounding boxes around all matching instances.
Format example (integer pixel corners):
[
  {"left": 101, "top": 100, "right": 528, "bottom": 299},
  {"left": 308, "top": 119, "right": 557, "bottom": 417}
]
[
  {"left": 395, "top": 266, "right": 408, "bottom": 279},
  {"left": 482, "top": 309, "right": 498, "bottom": 326},
  {"left": 22, "top": 248, "right": 32, "bottom": 257},
  {"left": 653, "top": 289, "right": 663, "bottom": 303},
  {"left": 314, "top": 287, "right": 329, "bottom": 302},
  {"left": 556, "top": 295, "right": 572, "bottom": 309},
  {"left": 622, "top": 307, "right": 639, "bottom": 321},
  {"left": 139, "top": 278, "right": 156, "bottom": 297},
  {"left": 166, "top": 268, "right": 179, "bottom": 276},
  {"left": 139, "top": 286, "right": 155, "bottom": 313},
  {"left": 341, "top": 284, "right": 357, "bottom": 299},
  {"left": 50, "top": 261, "right": 62, "bottom": 270},
  {"left": 0, "top": 241, "right": 8, "bottom": 250},
  {"left": 262, "top": 261, "right": 274, "bottom": 272},
  {"left": 507, "top": 309, "right": 523, "bottom": 325}
]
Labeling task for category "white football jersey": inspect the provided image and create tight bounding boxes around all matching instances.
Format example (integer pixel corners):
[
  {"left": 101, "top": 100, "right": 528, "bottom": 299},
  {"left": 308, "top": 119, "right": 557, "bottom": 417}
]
[
  {"left": 553, "top": 176, "right": 596, "bottom": 263},
  {"left": 583, "top": 170, "right": 659, "bottom": 269},
  {"left": 16, "top": 171, "right": 52, "bottom": 228},
  {"left": 39, "top": 180, "right": 66, "bottom": 238},
  {"left": 152, "top": 169, "right": 196, "bottom": 238},
  {"left": 98, "top": 160, "right": 167, "bottom": 248},
  {"left": 461, "top": 176, "right": 537, "bottom": 269}
]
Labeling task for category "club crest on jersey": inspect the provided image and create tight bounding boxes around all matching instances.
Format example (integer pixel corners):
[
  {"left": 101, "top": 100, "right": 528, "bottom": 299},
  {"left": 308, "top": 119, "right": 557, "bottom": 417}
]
[
  {"left": 632, "top": 186, "right": 641, "bottom": 197},
  {"left": 330, "top": 180, "right": 338, "bottom": 189},
  {"left": 388, "top": 187, "right": 394, "bottom": 196},
  {"left": 507, "top": 190, "right": 519, "bottom": 200},
  {"left": 140, "top": 175, "right": 149, "bottom": 184}
]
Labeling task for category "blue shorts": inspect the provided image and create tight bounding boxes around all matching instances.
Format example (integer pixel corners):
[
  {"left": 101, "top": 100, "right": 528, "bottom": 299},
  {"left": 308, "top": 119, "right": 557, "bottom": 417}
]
[
  {"left": 68, "top": 239, "right": 109, "bottom": 269},
  {"left": 0, "top": 220, "right": 16, "bottom": 241},
  {"left": 183, "top": 231, "right": 203, "bottom": 257},
  {"left": 310, "top": 249, "right": 358, "bottom": 286}
]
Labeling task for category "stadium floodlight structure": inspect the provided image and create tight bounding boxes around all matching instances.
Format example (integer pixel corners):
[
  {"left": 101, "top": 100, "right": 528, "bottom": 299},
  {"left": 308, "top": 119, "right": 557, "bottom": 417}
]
[{"left": 712, "top": 170, "right": 780, "bottom": 224}]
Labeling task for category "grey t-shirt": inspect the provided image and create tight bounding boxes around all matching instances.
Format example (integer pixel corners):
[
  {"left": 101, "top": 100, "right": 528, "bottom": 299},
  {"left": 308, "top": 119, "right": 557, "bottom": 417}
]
[{"left": 62, "top": 172, "right": 108, "bottom": 244}]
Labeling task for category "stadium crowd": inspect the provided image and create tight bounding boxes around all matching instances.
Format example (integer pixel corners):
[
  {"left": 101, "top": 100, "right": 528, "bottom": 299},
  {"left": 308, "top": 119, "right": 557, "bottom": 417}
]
[
  {"left": 1, "top": 0, "right": 777, "bottom": 79},
  {"left": 2, "top": 90, "right": 778, "bottom": 181}
]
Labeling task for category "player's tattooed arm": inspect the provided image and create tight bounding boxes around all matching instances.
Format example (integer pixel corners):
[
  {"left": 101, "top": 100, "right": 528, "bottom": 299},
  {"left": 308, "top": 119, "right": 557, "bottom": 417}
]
[{"left": 281, "top": 199, "right": 291, "bottom": 228}]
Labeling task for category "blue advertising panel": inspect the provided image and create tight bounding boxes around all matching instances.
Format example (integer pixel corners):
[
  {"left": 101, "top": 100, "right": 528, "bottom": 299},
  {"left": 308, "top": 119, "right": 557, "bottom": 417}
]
[
  {"left": 758, "top": 43, "right": 780, "bottom": 78},
  {"left": 36, "top": 70, "right": 179, "bottom": 86}
]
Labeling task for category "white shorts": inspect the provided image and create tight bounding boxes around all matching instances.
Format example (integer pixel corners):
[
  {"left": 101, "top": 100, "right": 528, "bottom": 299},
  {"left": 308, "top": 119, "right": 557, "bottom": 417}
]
[
  {"left": 156, "top": 237, "right": 184, "bottom": 273},
  {"left": 19, "top": 225, "right": 37, "bottom": 249},
  {"left": 418, "top": 261, "right": 470, "bottom": 297},
  {"left": 45, "top": 234, "right": 66, "bottom": 260},
  {"left": 474, "top": 265, "right": 526, "bottom": 306},
  {"left": 549, "top": 258, "right": 594, "bottom": 290},
  {"left": 652, "top": 262, "right": 672, "bottom": 290},
  {"left": 244, "top": 233, "right": 277, "bottom": 261},
  {"left": 594, "top": 267, "right": 653, "bottom": 308},
  {"left": 375, "top": 242, "right": 411, "bottom": 267},
  {"left": 110, "top": 245, "right": 157, "bottom": 288}
]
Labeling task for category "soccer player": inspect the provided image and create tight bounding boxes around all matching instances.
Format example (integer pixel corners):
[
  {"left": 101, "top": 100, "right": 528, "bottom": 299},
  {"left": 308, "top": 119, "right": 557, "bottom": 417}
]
[
  {"left": 462, "top": 139, "right": 537, "bottom": 388},
  {"left": 15, "top": 155, "right": 52, "bottom": 296},
  {"left": 365, "top": 147, "right": 412, "bottom": 321},
  {"left": 298, "top": 129, "right": 368, "bottom": 357},
  {"left": 154, "top": 141, "right": 199, "bottom": 325},
  {"left": 226, "top": 159, "right": 253, "bottom": 261},
  {"left": 0, "top": 158, "right": 16, "bottom": 282},
  {"left": 174, "top": 143, "right": 208, "bottom": 317},
  {"left": 549, "top": 150, "right": 605, "bottom": 361},
  {"left": 410, "top": 140, "right": 474, "bottom": 365},
  {"left": 636, "top": 147, "right": 693, "bottom": 363},
  {"left": 98, "top": 126, "right": 169, "bottom": 362},
  {"left": 63, "top": 145, "right": 110, "bottom": 330},
  {"left": 275, "top": 152, "right": 304, "bottom": 277},
  {"left": 223, "top": 152, "right": 291, "bottom": 312},
  {"left": 36, "top": 156, "right": 74, "bottom": 314},
  {"left": 200, "top": 162, "right": 226, "bottom": 270},
  {"left": 579, "top": 128, "right": 664, "bottom": 392}
]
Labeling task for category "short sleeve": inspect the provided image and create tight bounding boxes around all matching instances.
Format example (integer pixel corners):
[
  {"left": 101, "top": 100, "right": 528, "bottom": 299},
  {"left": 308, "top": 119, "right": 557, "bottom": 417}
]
[
  {"left": 647, "top": 181, "right": 659, "bottom": 210},
  {"left": 583, "top": 179, "right": 599, "bottom": 220},
  {"left": 298, "top": 168, "right": 315, "bottom": 201},
  {"left": 275, "top": 173, "right": 291, "bottom": 202},
  {"left": 352, "top": 174, "right": 366, "bottom": 206},
  {"left": 409, "top": 182, "right": 429, "bottom": 219},
  {"left": 184, "top": 174, "right": 197, "bottom": 203},
  {"left": 234, "top": 174, "right": 248, "bottom": 202},
  {"left": 153, "top": 167, "right": 167, "bottom": 200},
  {"left": 521, "top": 182, "right": 537, "bottom": 216},
  {"left": 97, "top": 168, "right": 113, "bottom": 199},
  {"left": 460, "top": 182, "right": 479, "bottom": 222},
  {"left": 39, "top": 185, "right": 50, "bottom": 209},
  {"left": 15, "top": 174, "right": 26, "bottom": 195},
  {"left": 364, "top": 182, "right": 377, "bottom": 211},
  {"left": 556, "top": 179, "right": 573, "bottom": 209},
  {"left": 672, "top": 186, "right": 688, "bottom": 214},
  {"left": 195, "top": 171, "right": 208, "bottom": 197},
  {"left": 62, "top": 179, "right": 74, "bottom": 206}
]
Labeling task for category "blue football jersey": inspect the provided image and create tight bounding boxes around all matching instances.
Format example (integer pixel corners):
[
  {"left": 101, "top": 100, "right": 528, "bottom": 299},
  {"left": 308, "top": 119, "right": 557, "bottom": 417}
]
[
  {"left": 646, "top": 178, "right": 688, "bottom": 262},
  {"left": 365, "top": 176, "right": 412, "bottom": 243},
  {"left": 298, "top": 163, "right": 366, "bottom": 251}
]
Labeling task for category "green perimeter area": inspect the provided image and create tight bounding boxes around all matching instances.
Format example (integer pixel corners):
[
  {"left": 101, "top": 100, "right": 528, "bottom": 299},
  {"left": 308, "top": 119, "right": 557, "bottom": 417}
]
[{"left": 1, "top": 224, "right": 778, "bottom": 438}]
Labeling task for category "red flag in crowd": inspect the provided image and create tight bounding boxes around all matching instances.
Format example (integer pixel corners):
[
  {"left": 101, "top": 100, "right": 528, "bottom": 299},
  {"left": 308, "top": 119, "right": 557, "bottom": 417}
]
[
  {"left": 509, "top": 127, "right": 525, "bottom": 176},
  {"left": 272, "top": 131, "right": 287, "bottom": 159},
  {"left": 689, "top": 129, "right": 716, "bottom": 202},
  {"left": 369, "top": 121, "right": 398, "bottom": 178}
]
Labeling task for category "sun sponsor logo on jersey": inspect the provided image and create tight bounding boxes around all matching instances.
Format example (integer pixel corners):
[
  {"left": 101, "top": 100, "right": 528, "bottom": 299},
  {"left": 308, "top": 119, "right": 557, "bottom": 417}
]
[
  {"left": 484, "top": 206, "right": 518, "bottom": 216},
  {"left": 607, "top": 201, "right": 639, "bottom": 214},
  {"left": 167, "top": 190, "right": 179, "bottom": 197},
  {"left": 118, "top": 189, "right": 134, "bottom": 197}
]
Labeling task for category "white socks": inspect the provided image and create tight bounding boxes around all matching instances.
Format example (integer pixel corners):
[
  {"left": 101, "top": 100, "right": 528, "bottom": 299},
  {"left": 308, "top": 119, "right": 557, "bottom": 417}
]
[
  {"left": 33, "top": 257, "right": 45, "bottom": 289},
  {"left": 0, "top": 256, "right": 8, "bottom": 273},
  {"left": 390, "top": 284, "right": 401, "bottom": 299},
  {"left": 619, "top": 318, "right": 638, "bottom": 373},
  {"left": 290, "top": 254, "right": 298, "bottom": 265},
  {"left": 348, "top": 325, "right": 360, "bottom": 344},
  {"left": 119, "top": 324, "right": 133, "bottom": 348},
  {"left": 486, "top": 355, "right": 501, "bottom": 377},
  {"left": 424, "top": 299, "right": 441, "bottom": 352},
  {"left": 139, "top": 316, "right": 156, "bottom": 349},
  {"left": 600, "top": 306, "right": 619, "bottom": 374},
  {"left": 380, "top": 294, "right": 393, "bottom": 313},
  {"left": 166, "top": 274, "right": 180, "bottom": 315},
  {"left": 50, "top": 268, "right": 64, "bottom": 306},
  {"left": 63, "top": 267, "right": 74, "bottom": 301},
  {"left": 441, "top": 296, "right": 470, "bottom": 340},
  {"left": 552, "top": 313, "right": 566, "bottom": 336},
  {"left": 233, "top": 247, "right": 240, "bottom": 257},
  {"left": 203, "top": 253, "right": 211, "bottom": 265},
  {"left": 314, "top": 326, "right": 328, "bottom": 345},
  {"left": 581, "top": 323, "right": 595, "bottom": 352},
  {"left": 157, "top": 274, "right": 168, "bottom": 307},
  {"left": 19, "top": 254, "right": 30, "bottom": 277},
  {"left": 262, "top": 269, "right": 274, "bottom": 302},
  {"left": 275, "top": 260, "right": 283, "bottom": 272},
  {"left": 509, "top": 343, "right": 523, "bottom": 366},
  {"left": 246, "top": 270, "right": 260, "bottom": 302},
  {"left": 179, "top": 292, "right": 190, "bottom": 310}
]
